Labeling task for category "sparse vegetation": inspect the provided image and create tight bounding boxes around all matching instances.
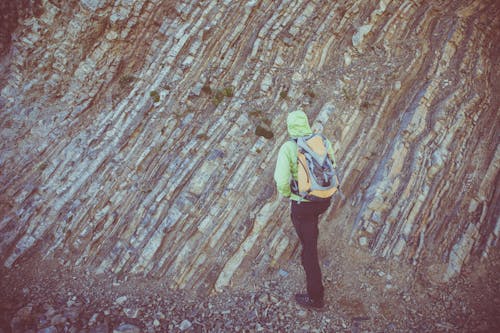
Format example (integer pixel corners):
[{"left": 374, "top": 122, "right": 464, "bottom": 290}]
[
  {"left": 150, "top": 90, "right": 160, "bottom": 103},
  {"left": 342, "top": 87, "right": 356, "bottom": 102},
  {"left": 212, "top": 90, "right": 224, "bottom": 106},
  {"left": 279, "top": 89, "right": 288, "bottom": 99},
  {"left": 222, "top": 86, "right": 234, "bottom": 98},
  {"left": 211, "top": 85, "right": 235, "bottom": 106}
]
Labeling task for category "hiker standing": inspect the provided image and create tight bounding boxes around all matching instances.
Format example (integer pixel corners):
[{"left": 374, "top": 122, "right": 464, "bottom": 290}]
[{"left": 274, "top": 109, "right": 338, "bottom": 310}]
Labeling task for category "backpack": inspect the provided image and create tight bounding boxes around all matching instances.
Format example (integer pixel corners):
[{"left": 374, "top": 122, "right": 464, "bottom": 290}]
[{"left": 291, "top": 134, "right": 339, "bottom": 201}]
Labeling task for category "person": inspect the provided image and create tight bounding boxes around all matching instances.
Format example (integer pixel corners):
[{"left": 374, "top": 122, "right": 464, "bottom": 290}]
[{"left": 273, "top": 109, "right": 337, "bottom": 310}]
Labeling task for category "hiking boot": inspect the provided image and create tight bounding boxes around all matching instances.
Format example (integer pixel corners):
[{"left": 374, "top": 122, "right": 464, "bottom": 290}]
[{"left": 294, "top": 293, "right": 324, "bottom": 310}]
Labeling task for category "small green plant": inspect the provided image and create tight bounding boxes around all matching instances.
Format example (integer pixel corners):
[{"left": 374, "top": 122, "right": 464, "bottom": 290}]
[
  {"left": 212, "top": 86, "right": 235, "bottom": 106},
  {"left": 279, "top": 89, "right": 288, "bottom": 99},
  {"left": 222, "top": 86, "right": 234, "bottom": 98},
  {"left": 150, "top": 90, "right": 160, "bottom": 103},
  {"left": 342, "top": 87, "right": 355, "bottom": 102},
  {"left": 212, "top": 90, "right": 224, "bottom": 106}
]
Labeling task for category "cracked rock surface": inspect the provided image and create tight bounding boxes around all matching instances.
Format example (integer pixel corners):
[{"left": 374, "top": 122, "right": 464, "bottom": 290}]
[{"left": 0, "top": 0, "right": 499, "bottom": 331}]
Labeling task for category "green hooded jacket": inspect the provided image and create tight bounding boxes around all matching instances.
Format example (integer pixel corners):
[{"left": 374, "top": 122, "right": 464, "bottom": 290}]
[{"left": 274, "top": 110, "right": 337, "bottom": 201}]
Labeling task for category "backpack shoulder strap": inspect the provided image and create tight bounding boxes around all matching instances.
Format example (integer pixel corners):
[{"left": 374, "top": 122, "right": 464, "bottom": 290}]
[{"left": 297, "top": 134, "right": 327, "bottom": 163}]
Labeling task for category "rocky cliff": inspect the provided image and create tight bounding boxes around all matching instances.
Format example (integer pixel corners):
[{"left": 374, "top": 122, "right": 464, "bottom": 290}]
[{"left": 1, "top": 0, "right": 499, "bottom": 296}]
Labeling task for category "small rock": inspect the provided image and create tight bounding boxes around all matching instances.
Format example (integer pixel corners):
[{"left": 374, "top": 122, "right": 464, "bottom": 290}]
[
  {"left": 179, "top": 319, "right": 192, "bottom": 331},
  {"left": 64, "top": 308, "right": 81, "bottom": 321},
  {"left": 352, "top": 24, "right": 373, "bottom": 48},
  {"left": 258, "top": 293, "right": 269, "bottom": 304},
  {"left": 275, "top": 55, "right": 285, "bottom": 66},
  {"left": 123, "top": 308, "right": 140, "bottom": 318},
  {"left": 44, "top": 306, "right": 57, "bottom": 318},
  {"left": 50, "top": 314, "right": 67, "bottom": 326},
  {"left": 94, "top": 322, "right": 110, "bottom": 333},
  {"left": 247, "top": 310, "right": 258, "bottom": 321},
  {"left": 278, "top": 269, "right": 289, "bottom": 278},
  {"left": 113, "top": 323, "right": 141, "bottom": 333},
  {"left": 115, "top": 296, "right": 128, "bottom": 306},
  {"left": 10, "top": 305, "right": 33, "bottom": 332},
  {"left": 300, "top": 324, "right": 311, "bottom": 331},
  {"left": 260, "top": 73, "right": 273, "bottom": 92},
  {"left": 292, "top": 72, "right": 303, "bottom": 83},
  {"left": 89, "top": 313, "right": 99, "bottom": 325},
  {"left": 37, "top": 326, "right": 58, "bottom": 333},
  {"left": 344, "top": 52, "right": 352, "bottom": 66}
]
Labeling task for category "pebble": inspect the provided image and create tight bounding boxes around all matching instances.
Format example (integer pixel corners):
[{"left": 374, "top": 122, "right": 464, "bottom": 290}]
[
  {"left": 115, "top": 296, "right": 128, "bottom": 305},
  {"left": 50, "top": 314, "right": 67, "bottom": 326},
  {"left": 179, "top": 319, "right": 192, "bottom": 331},
  {"left": 278, "top": 269, "right": 289, "bottom": 278},
  {"left": 89, "top": 313, "right": 99, "bottom": 325},
  {"left": 123, "top": 307, "right": 140, "bottom": 318},
  {"left": 258, "top": 293, "right": 269, "bottom": 304},
  {"left": 37, "top": 326, "right": 58, "bottom": 333},
  {"left": 113, "top": 323, "right": 141, "bottom": 333}
]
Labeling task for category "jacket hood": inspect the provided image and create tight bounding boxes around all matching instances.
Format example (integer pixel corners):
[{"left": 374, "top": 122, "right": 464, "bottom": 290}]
[{"left": 287, "top": 110, "right": 312, "bottom": 138}]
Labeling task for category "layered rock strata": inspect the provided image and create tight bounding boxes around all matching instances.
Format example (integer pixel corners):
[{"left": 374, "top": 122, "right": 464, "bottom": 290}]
[{"left": 0, "top": 0, "right": 499, "bottom": 293}]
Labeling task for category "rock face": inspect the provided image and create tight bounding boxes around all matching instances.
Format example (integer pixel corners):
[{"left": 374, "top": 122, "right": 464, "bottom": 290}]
[{"left": 0, "top": 0, "right": 499, "bottom": 293}]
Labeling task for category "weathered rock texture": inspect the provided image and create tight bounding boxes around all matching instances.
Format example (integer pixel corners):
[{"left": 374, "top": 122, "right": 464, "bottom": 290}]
[{"left": 1, "top": 0, "right": 499, "bottom": 293}]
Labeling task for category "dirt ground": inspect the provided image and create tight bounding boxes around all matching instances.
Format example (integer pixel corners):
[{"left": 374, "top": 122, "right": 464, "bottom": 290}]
[{"left": 1, "top": 236, "right": 499, "bottom": 333}]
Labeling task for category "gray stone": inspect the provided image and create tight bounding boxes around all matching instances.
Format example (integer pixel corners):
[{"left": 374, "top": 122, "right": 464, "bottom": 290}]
[
  {"left": 115, "top": 296, "right": 128, "bottom": 305},
  {"left": 179, "top": 319, "right": 192, "bottom": 331},
  {"left": 113, "top": 323, "right": 141, "bottom": 333},
  {"left": 260, "top": 73, "right": 273, "bottom": 92},
  {"left": 123, "top": 308, "right": 140, "bottom": 318},
  {"left": 37, "top": 326, "right": 58, "bottom": 333},
  {"left": 352, "top": 24, "right": 373, "bottom": 48}
]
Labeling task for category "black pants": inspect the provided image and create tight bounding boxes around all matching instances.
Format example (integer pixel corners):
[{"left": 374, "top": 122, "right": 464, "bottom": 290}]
[{"left": 291, "top": 200, "right": 330, "bottom": 302}]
